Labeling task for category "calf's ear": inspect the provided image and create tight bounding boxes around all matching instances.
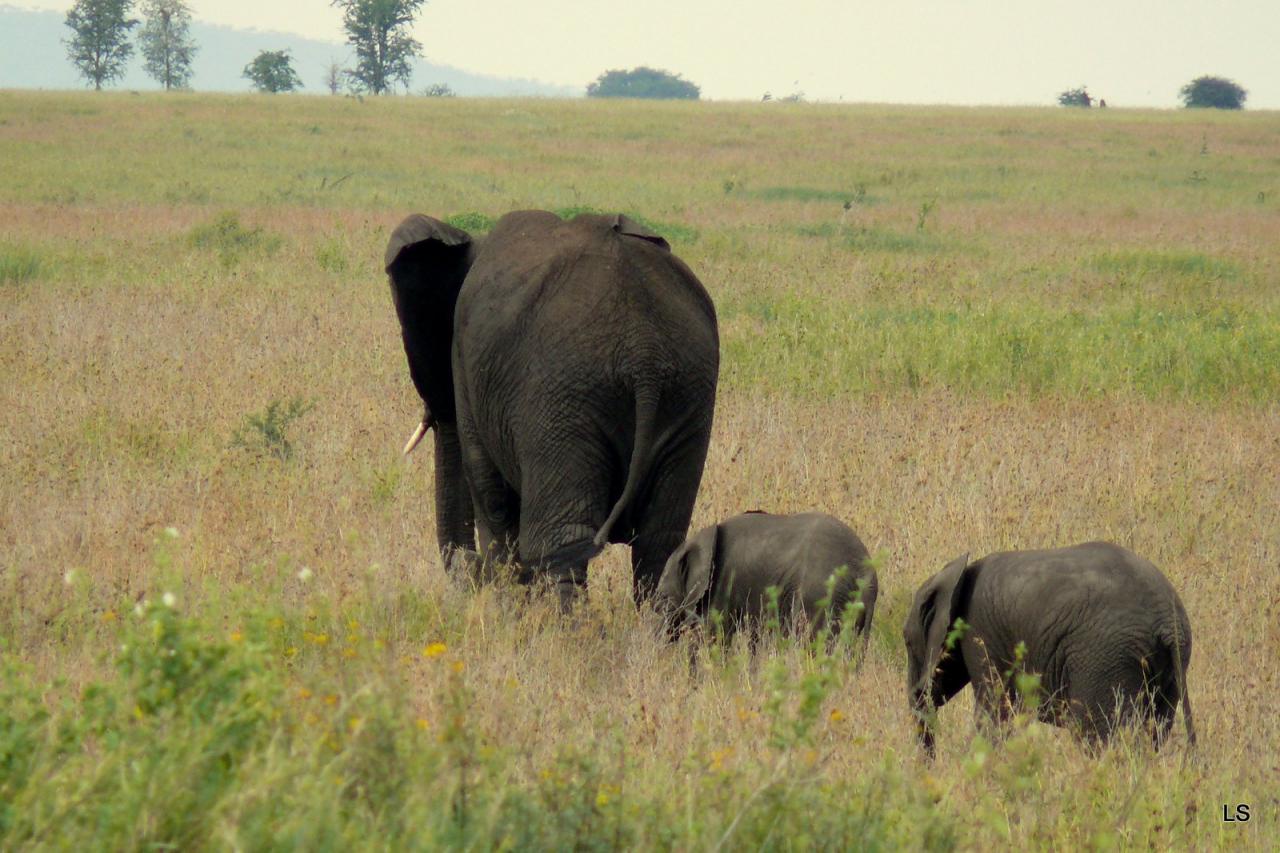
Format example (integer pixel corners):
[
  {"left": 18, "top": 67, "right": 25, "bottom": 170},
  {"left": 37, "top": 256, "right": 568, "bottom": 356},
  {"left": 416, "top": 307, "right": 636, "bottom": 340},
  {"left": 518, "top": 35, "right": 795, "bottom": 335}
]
[
  {"left": 676, "top": 524, "right": 720, "bottom": 609},
  {"left": 921, "top": 553, "right": 970, "bottom": 681}
]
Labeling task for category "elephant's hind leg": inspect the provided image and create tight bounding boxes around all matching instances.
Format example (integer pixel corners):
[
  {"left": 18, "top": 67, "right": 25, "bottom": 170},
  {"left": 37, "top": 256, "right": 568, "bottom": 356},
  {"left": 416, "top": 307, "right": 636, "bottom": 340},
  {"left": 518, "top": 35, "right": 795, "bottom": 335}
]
[
  {"left": 516, "top": 461, "right": 613, "bottom": 610},
  {"left": 1145, "top": 653, "right": 1183, "bottom": 749},
  {"left": 628, "top": 435, "right": 709, "bottom": 604}
]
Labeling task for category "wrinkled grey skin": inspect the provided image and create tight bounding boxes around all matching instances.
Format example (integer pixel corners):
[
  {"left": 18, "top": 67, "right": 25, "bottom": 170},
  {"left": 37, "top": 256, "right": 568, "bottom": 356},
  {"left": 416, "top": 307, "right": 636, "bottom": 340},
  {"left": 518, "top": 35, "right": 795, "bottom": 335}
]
[
  {"left": 384, "top": 210, "right": 719, "bottom": 606},
  {"left": 903, "top": 541, "right": 1195, "bottom": 756},
  {"left": 655, "top": 511, "right": 878, "bottom": 645}
]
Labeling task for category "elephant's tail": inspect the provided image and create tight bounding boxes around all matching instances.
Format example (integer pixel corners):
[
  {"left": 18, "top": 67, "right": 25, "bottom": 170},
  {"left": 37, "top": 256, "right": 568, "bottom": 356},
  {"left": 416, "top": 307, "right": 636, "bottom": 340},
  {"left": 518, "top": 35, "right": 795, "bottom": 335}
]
[
  {"left": 1180, "top": 679, "right": 1196, "bottom": 748},
  {"left": 593, "top": 383, "right": 661, "bottom": 548},
  {"left": 1161, "top": 616, "right": 1196, "bottom": 749}
]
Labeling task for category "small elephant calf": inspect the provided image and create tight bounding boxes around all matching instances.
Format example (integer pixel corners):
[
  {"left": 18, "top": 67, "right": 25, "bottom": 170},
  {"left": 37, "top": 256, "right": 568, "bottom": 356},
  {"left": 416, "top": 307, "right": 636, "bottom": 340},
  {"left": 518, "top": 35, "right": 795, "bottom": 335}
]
[
  {"left": 904, "top": 541, "right": 1195, "bottom": 755},
  {"left": 655, "top": 511, "right": 879, "bottom": 646}
]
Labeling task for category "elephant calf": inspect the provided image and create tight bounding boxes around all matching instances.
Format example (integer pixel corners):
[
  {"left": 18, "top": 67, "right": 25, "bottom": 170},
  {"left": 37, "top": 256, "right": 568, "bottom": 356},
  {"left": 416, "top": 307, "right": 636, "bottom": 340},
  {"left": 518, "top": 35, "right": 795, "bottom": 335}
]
[
  {"left": 655, "top": 511, "right": 879, "bottom": 646},
  {"left": 904, "top": 541, "right": 1195, "bottom": 755}
]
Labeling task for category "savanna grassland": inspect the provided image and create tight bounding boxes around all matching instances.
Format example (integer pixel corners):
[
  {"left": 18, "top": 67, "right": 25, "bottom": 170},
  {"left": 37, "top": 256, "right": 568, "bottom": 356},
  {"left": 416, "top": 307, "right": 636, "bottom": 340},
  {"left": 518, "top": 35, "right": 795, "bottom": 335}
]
[{"left": 1, "top": 91, "right": 1278, "bottom": 848}]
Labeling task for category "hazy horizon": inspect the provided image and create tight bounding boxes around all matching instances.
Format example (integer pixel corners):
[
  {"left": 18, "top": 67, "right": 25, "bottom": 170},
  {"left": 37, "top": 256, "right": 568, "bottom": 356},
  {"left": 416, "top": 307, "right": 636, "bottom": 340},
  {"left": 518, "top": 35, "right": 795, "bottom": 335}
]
[{"left": 8, "top": 0, "right": 1280, "bottom": 108}]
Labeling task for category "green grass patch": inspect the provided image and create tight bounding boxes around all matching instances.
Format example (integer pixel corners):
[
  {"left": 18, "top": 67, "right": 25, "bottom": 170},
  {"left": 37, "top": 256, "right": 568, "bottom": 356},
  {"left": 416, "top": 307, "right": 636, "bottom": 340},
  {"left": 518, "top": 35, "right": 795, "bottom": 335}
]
[
  {"left": 793, "top": 223, "right": 951, "bottom": 254},
  {"left": 0, "top": 597, "right": 950, "bottom": 849},
  {"left": 754, "top": 185, "right": 869, "bottom": 204},
  {"left": 444, "top": 211, "right": 496, "bottom": 233},
  {"left": 722, "top": 293, "right": 1280, "bottom": 399},
  {"left": 188, "top": 212, "right": 282, "bottom": 263},
  {"left": 0, "top": 559, "right": 1223, "bottom": 850},
  {"left": 0, "top": 245, "right": 42, "bottom": 285},
  {"left": 1089, "top": 250, "right": 1239, "bottom": 281},
  {"left": 315, "top": 237, "right": 349, "bottom": 274}
]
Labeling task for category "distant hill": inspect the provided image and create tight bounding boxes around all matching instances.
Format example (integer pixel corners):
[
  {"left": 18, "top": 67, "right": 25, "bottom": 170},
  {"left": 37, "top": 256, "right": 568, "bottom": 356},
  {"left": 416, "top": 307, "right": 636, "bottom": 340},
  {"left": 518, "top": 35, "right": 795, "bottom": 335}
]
[{"left": 0, "top": 5, "right": 579, "bottom": 96}]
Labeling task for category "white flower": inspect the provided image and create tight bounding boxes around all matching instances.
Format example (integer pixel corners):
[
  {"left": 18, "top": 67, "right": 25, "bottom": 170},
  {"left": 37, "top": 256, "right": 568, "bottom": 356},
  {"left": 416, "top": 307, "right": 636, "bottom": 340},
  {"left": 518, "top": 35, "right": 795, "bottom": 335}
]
[
  {"left": 297, "top": 567, "right": 313, "bottom": 582},
  {"left": 134, "top": 600, "right": 148, "bottom": 617},
  {"left": 162, "top": 592, "right": 177, "bottom": 608},
  {"left": 63, "top": 569, "right": 78, "bottom": 587},
  {"left": 163, "top": 526, "right": 180, "bottom": 540}
]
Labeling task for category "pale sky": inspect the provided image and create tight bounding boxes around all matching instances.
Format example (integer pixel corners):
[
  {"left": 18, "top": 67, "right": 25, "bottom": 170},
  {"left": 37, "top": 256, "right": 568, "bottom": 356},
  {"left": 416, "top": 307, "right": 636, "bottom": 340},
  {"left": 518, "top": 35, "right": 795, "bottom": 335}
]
[{"left": 20, "top": 0, "right": 1280, "bottom": 107}]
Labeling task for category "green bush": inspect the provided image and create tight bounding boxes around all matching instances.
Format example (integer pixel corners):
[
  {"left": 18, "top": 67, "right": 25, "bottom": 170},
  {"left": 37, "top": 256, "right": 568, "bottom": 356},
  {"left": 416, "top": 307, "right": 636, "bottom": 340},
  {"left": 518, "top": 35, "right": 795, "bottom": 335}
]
[
  {"left": 188, "top": 212, "right": 281, "bottom": 264},
  {"left": 230, "top": 398, "right": 315, "bottom": 461},
  {"left": 1057, "top": 86, "right": 1093, "bottom": 107},
  {"left": 1179, "top": 76, "right": 1247, "bottom": 109},
  {"left": 586, "top": 67, "right": 700, "bottom": 100}
]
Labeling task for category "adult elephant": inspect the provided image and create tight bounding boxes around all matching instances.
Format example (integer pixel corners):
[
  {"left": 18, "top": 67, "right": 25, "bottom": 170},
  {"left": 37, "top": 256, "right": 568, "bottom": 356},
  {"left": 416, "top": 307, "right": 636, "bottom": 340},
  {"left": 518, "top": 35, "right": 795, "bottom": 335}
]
[{"left": 384, "top": 210, "right": 719, "bottom": 606}]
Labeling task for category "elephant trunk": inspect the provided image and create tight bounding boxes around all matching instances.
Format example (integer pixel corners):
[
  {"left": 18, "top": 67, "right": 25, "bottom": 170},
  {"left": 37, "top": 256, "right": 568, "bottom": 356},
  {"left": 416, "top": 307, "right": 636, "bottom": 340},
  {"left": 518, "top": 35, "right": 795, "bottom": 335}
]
[{"left": 432, "top": 421, "right": 475, "bottom": 560}]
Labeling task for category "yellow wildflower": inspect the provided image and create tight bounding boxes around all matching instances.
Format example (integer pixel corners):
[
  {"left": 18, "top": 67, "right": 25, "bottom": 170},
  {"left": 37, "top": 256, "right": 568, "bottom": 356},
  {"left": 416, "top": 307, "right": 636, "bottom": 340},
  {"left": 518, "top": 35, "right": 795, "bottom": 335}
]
[
  {"left": 829, "top": 709, "right": 845, "bottom": 723},
  {"left": 422, "top": 642, "right": 447, "bottom": 658},
  {"left": 100, "top": 610, "right": 117, "bottom": 623},
  {"left": 415, "top": 717, "right": 430, "bottom": 730},
  {"left": 709, "top": 747, "right": 734, "bottom": 771},
  {"left": 450, "top": 660, "right": 465, "bottom": 674}
]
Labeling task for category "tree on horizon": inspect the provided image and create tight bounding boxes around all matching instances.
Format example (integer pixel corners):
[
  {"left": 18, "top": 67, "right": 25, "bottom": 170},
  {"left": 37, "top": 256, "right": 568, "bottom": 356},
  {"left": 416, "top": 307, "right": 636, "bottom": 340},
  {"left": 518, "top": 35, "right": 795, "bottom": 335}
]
[
  {"left": 1057, "top": 86, "right": 1092, "bottom": 108},
  {"left": 64, "top": 0, "right": 138, "bottom": 90},
  {"left": 1179, "top": 76, "right": 1246, "bottom": 110},
  {"left": 331, "top": 0, "right": 426, "bottom": 95},
  {"left": 138, "top": 0, "right": 197, "bottom": 90},
  {"left": 586, "top": 67, "right": 700, "bottom": 100},
  {"left": 244, "top": 49, "right": 303, "bottom": 93}
]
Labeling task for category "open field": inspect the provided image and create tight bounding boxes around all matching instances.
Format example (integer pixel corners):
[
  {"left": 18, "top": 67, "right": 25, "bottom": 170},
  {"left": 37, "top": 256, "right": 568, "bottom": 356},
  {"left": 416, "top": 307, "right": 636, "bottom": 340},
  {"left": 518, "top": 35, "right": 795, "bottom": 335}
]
[{"left": 1, "top": 92, "right": 1278, "bottom": 847}]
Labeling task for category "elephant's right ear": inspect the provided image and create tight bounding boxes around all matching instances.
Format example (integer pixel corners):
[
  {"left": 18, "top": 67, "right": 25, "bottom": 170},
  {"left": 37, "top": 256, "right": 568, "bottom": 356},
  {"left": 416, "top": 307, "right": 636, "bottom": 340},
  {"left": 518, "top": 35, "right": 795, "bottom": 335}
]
[
  {"left": 920, "top": 553, "right": 970, "bottom": 681},
  {"left": 676, "top": 524, "right": 720, "bottom": 609},
  {"left": 385, "top": 214, "right": 472, "bottom": 271}
]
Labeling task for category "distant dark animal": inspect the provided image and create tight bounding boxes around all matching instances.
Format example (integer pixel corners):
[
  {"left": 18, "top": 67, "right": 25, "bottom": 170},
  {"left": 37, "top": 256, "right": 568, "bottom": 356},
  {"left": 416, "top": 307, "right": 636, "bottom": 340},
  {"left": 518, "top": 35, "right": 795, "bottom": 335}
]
[
  {"left": 384, "top": 210, "right": 719, "bottom": 608},
  {"left": 903, "top": 541, "right": 1194, "bottom": 756}
]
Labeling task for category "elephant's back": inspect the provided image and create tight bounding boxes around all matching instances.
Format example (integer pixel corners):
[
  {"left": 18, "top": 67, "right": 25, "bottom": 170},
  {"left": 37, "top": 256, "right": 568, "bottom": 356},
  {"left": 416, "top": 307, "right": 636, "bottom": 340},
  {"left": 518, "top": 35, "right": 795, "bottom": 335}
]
[
  {"left": 457, "top": 212, "right": 718, "bottom": 398},
  {"left": 721, "top": 512, "right": 875, "bottom": 599},
  {"left": 973, "top": 542, "right": 1187, "bottom": 660},
  {"left": 464, "top": 211, "right": 714, "bottom": 328}
]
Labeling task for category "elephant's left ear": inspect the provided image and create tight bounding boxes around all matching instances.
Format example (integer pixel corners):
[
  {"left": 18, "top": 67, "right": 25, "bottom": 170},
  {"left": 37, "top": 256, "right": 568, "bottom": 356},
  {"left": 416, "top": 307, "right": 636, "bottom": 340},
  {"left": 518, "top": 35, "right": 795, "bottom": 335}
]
[
  {"left": 612, "top": 214, "right": 670, "bottom": 251},
  {"left": 384, "top": 214, "right": 472, "bottom": 272}
]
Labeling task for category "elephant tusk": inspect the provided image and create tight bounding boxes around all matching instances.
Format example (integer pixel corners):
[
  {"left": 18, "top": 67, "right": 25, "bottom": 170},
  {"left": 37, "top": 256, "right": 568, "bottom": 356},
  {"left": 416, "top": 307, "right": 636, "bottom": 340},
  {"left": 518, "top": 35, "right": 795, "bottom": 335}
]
[{"left": 402, "top": 420, "right": 429, "bottom": 455}]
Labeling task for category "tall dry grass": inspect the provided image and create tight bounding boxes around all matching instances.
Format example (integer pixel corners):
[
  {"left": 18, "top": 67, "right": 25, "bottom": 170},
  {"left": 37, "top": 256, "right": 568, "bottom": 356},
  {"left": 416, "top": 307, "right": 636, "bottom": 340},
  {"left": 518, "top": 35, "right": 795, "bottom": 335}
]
[{"left": 1, "top": 91, "right": 1278, "bottom": 847}]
